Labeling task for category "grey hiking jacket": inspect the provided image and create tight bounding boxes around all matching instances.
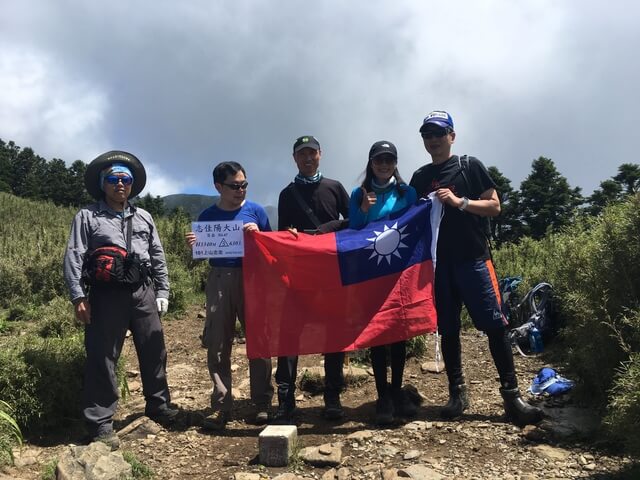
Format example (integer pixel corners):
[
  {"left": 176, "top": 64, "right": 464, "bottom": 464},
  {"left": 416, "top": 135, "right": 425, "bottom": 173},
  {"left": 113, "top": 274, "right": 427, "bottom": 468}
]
[{"left": 63, "top": 201, "right": 170, "bottom": 303}]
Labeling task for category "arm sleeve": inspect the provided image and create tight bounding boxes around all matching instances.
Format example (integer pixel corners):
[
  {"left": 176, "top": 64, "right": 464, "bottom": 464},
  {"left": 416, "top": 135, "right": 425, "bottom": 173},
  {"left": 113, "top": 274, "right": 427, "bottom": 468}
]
[
  {"left": 63, "top": 211, "right": 90, "bottom": 303},
  {"left": 257, "top": 204, "right": 272, "bottom": 232},
  {"left": 469, "top": 157, "right": 496, "bottom": 198},
  {"left": 409, "top": 166, "right": 431, "bottom": 199},
  {"left": 277, "top": 188, "right": 291, "bottom": 231},
  {"left": 405, "top": 185, "right": 418, "bottom": 205},
  {"left": 337, "top": 183, "right": 350, "bottom": 220},
  {"left": 348, "top": 187, "right": 368, "bottom": 229},
  {"left": 147, "top": 216, "right": 170, "bottom": 299}
]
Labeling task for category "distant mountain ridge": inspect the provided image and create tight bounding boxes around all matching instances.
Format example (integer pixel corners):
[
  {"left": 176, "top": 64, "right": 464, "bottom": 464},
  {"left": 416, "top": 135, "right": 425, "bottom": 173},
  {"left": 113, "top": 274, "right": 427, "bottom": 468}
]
[
  {"left": 162, "top": 193, "right": 277, "bottom": 226},
  {"left": 162, "top": 194, "right": 217, "bottom": 219}
]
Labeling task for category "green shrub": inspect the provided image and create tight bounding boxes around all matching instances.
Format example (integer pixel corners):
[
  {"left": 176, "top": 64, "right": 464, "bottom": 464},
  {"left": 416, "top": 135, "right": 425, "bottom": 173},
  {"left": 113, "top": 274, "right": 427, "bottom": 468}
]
[
  {"left": 348, "top": 334, "right": 429, "bottom": 366},
  {"left": 406, "top": 335, "right": 428, "bottom": 358},
  {"left": 41, "top": 458, "right": 58, "bottom": 480},
  {"left": 0, "top": 345, "right": 40, "bottom": 429},
  {"left": 25, "top": 256, "right": 66, "bottom": 304},
  {"left": 0, "top": 335, "right": 85, "bottom": 432},
  {"left": 36, "top": 297, "right": 80, "bottom": 339},
  {"left": 0, "top": 260, "right": 31, "bottom": 309},
  {"left": 123, "top": 451, "right": 154, "bottom": 478},
  {"left": 0, "top": 400, "right": 22, "bottom": 466},
  {"left": 604, "top": 311, "right": 640, "bottom": 456},
  {"left": 6, "top": 304, "right": 38, "bottom": 323},
  {"left": 494, "top": 195, "right": 640, "bottom": 452},
  {"left": 165, "top": 253, "right": 190, "bottom": 316}
]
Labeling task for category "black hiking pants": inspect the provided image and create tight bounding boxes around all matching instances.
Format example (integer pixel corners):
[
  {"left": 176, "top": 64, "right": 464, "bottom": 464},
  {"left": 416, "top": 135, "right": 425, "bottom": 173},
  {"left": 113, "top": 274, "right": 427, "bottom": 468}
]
[{"left": 83, "top": 283, "right": 171, "bottom": 437}]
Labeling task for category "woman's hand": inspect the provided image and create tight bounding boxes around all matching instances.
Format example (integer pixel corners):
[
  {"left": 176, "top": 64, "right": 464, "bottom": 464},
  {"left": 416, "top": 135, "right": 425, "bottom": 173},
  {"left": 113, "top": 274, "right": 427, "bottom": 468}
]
[{"left": 360, "top": 187, "right": 377, "bottom": 213}]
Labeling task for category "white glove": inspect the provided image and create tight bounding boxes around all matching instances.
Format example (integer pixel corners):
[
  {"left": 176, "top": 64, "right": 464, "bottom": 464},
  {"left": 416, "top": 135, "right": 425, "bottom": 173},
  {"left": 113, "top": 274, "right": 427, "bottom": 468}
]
[{"left": 156, "top": 298, "right": 169, "bottom": 315}]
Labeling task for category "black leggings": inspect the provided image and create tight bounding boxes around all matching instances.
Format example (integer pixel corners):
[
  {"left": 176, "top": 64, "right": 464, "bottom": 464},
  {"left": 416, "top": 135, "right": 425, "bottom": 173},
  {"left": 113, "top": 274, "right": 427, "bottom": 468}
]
[
  {"left": 370, "top": 341, "right": 406, "bottom": 397},
  {"left": 441, "top": 327, "right": 517, "bottom": 390}
]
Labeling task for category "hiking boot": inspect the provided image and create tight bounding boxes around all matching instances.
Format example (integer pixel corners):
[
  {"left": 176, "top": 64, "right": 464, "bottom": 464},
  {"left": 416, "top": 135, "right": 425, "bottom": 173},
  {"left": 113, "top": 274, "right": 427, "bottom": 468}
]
[
  {"left": 375, "top": 395, "right": 394, "bottom": 425},
  {"left": 202, "top": 410, "right": 230, "bottom": 431},
  {"left": 392, "top": 389, "right": 417, "bottom": 418},
  {"left": 323, "top": 395, "right": 345, "bottom": 420},
  {"left": 441, "top": 383, "right": 469, "bottom": 419},
  {"left": 254, "top": 406, "right": 270, "bottom": 425},
  {"left": 146, "top": 404, "right": 180, "bottom": 426},
  {"left": 271, "top": 401, "right": 295, "bottom": 425},
  {"left": 91, "top": 431, "right": 120, "bottom": 451},
  {"left": 500, "top": 387, "right": 543, "bottom": 426}
]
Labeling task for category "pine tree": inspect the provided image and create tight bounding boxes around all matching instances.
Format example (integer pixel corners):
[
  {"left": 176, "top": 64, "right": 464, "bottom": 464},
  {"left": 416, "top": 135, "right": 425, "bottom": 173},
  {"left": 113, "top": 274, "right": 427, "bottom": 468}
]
[
  {"left": 43, "top": 158, "right": 73, "bottom": 205},
  {"left": 487, "top": 166, "right": 523, "bottom": 244},
  {"left": 135, "top": 193, "right": 166, "bottom": 217},
  {"left": 587, "top": 179, "right": 623, "bottom": 216},
  {"left": 613, "top": 163, "right": 640, "bottom": 195},
  {"left": 519, "top": 157, "right": 583, "bottom": 239},
  {"left": 68, "top": 160, "right": 92, "bottom": 207},
  {"left": 0, "top": 140, "right": 21, "bottom": 194}
]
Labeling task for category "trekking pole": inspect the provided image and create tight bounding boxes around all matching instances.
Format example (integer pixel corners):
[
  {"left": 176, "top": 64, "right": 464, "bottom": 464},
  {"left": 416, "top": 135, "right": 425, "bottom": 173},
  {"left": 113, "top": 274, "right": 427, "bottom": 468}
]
[{"left": 434, "top": 329, "right": 442, "bottom": 373}]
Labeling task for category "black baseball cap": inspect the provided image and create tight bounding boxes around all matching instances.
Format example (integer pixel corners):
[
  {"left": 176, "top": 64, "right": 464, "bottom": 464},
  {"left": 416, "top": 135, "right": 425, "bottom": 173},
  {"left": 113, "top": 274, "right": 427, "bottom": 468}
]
[
  {"left": 293, "top": 135, "right": 321, "bottom": 153},
  {"left": 369, "top": 141, "right": 397, "bottom": 160}
]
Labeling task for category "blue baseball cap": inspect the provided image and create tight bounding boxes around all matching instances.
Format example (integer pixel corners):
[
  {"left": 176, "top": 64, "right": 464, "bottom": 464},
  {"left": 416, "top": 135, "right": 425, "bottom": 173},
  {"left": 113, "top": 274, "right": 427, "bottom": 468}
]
[{"left": 419, "top": 110, "right": 454, "bottom": 132}]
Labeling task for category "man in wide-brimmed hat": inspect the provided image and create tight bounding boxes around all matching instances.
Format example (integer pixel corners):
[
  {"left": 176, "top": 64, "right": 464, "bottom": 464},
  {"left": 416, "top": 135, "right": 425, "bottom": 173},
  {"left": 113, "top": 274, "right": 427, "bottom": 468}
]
[{"left": 63, "top": 150, "right": 177, "bottom": 450}]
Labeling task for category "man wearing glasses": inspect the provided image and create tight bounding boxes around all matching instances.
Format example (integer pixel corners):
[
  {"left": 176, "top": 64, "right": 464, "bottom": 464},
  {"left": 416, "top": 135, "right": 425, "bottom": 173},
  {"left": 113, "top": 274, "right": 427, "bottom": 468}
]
[
  {"left": 272, "top": 135, "right": 350, "bottom": 425},
  {"left": 409, "top": 111, "right": 542, "bottom": 426},
  {"left": 63, "top": 151, "right": 177, "bottom": 450},
  {"left": 186, "top": 162, "right": 273, "bottom": 430}
]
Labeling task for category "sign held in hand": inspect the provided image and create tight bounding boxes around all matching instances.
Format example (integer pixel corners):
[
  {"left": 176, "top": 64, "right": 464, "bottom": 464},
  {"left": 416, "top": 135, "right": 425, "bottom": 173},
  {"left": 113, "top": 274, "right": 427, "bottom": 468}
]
[{"left": 191, "top": 221, "right": 244, "bottom": 258}]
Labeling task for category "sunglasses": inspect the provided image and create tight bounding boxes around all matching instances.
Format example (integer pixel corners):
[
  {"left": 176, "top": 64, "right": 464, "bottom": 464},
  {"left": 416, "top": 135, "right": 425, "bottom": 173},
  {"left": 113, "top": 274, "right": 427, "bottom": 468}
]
[
  {"left": 222, "top": 181, "right": 249, "bottom": 191},
  {"left": 372, "top": 156, "right": 397, "bottom": 165},
  {"left": 421, "top": 128, "right": 451, "bottom": 140},
  {"left": 105, "top": 175, "right": 133, "bottom": 186}
]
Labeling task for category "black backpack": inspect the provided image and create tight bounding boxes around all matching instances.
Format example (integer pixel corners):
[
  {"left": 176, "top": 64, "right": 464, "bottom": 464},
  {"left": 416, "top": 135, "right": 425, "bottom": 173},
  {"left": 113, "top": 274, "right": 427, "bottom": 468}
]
[{"left": 505, "top": 281, "right": 556, "bottom": 355}]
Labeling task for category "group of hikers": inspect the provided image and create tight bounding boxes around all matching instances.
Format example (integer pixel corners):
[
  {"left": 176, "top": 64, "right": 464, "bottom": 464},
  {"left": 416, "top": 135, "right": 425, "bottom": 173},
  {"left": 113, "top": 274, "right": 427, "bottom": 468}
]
[{"left": 63, "top": 110, "right": 542, "bottom": 451}]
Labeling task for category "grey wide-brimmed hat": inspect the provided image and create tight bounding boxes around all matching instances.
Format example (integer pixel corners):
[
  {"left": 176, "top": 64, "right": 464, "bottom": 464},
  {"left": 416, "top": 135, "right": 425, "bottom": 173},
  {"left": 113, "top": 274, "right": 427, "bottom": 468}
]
[{"left": 84, "top": 150, "right": 147, "bottom": 200}]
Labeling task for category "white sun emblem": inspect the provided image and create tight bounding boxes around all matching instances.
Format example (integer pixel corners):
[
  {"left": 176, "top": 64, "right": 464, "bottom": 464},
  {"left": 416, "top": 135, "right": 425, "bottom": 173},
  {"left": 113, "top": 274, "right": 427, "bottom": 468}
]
[{"left": 364, "top": 222, "right": 410, "bottom": 265}]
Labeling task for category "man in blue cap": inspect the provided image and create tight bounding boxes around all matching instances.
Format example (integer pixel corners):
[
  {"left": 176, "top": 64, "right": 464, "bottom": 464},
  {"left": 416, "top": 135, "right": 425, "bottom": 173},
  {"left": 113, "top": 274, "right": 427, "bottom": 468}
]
[{"left": 410, "top": 112, "right": 542, "bottom": 426}]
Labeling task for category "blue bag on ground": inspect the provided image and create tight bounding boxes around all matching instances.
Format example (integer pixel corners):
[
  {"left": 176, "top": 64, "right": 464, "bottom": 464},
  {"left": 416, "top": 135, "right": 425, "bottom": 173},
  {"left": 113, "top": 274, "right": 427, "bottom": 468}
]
[{"left": 528, "top": 367, "right": 575, "bottom": 396}]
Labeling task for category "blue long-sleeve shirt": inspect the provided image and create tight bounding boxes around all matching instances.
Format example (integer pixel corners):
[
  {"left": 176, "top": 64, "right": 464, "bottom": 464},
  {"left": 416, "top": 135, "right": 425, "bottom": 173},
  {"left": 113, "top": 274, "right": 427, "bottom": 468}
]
[{"left": 348, "top": 182, "right": 417, "bottom": 229}]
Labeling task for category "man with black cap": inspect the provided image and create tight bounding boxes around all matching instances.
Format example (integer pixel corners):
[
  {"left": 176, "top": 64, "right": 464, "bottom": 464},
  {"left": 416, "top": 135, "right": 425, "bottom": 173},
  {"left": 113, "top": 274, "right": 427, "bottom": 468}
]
[
  {"left": 409, "top": 112, "right": 542, "bottom": 426},
  {"left": 273, "top": 135, "right": 350, "bottom": 424},
  {"left": 63, "top": 151, "right": 177, "bottom": 449}
]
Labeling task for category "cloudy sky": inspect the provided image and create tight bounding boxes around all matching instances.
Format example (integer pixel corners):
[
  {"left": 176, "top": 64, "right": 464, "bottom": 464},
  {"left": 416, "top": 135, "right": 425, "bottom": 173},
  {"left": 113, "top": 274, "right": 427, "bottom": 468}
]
[{"left": 1, "top": 1, "right": 638, "bottom": 207}]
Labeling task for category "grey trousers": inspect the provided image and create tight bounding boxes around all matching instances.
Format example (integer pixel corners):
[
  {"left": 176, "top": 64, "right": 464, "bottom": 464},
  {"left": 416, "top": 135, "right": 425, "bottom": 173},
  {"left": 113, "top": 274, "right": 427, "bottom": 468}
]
[
  {"left": 84, "top": 283, "right": 171, "bottom": 437},
  {"left": 205, "top": 267, "right": 273, "bottom": 412}
]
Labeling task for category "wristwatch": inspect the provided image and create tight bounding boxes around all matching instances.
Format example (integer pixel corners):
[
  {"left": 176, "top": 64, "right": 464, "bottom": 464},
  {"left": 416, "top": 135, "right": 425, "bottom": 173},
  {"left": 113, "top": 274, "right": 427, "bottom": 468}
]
[{"left": 458, "top": 197, "right": 469, "bottom": 211}]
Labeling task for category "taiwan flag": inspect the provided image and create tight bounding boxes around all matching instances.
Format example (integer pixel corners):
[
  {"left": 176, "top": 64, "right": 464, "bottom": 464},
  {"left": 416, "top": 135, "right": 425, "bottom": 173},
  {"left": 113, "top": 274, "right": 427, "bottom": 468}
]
[{"left": 243, "top": 197, "right": 442, "bottom": 359}]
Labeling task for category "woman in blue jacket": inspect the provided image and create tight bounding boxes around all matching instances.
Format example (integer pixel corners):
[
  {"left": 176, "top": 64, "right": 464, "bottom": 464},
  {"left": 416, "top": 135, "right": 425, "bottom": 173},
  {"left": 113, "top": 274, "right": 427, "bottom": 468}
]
[{"left": 349, "top": 140, "right": 418, "bottom": 424}]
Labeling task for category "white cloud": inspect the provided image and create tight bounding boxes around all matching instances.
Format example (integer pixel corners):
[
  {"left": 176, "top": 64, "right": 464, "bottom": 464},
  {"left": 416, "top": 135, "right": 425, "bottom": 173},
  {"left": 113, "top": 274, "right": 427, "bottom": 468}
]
[
  {"left": 2, "top": 0, "right": 639, "bottom": 204},
  {"left": 0, "top": 46, "right": 109, "bottom": 163},
  {"left": 142, "top": 162, "right": 187, "bottom": 198}
]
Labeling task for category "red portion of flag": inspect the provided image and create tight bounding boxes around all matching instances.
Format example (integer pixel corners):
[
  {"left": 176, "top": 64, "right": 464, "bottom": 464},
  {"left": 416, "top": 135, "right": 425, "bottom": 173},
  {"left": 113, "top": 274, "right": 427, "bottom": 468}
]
[{"left": 243, "top": 231, "right": 437, "bottom": 359}]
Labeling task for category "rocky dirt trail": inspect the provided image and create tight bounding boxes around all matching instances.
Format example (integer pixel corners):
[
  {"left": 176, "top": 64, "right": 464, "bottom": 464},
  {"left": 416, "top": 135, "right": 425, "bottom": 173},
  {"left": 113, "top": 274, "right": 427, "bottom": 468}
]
[{"left": 5, "top": 308, "right": 639, "bottom": 479}]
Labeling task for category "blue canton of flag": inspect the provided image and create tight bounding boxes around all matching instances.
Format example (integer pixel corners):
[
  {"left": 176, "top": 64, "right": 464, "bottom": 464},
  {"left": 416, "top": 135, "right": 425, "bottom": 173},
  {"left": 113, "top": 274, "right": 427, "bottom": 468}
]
[{"left": 336, "top": 200, "right": 435, "bottom": 286}]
